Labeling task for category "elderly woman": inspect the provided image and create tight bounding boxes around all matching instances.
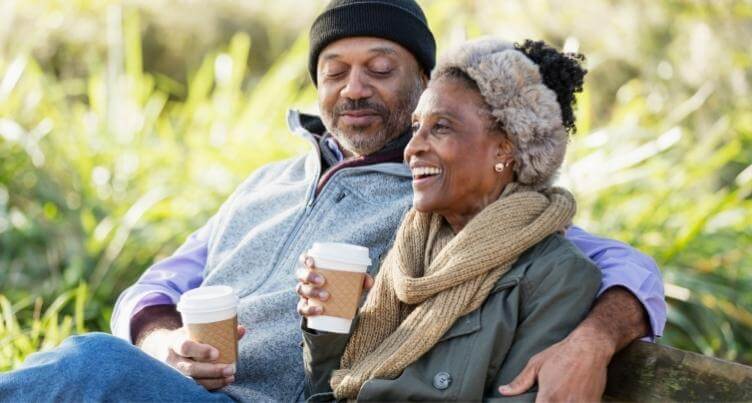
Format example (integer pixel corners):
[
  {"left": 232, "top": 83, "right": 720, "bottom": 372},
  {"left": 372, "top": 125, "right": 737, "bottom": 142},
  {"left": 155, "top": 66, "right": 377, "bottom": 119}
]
[{"left": 296, "top": 38, "right": 600, "bottom": 401}]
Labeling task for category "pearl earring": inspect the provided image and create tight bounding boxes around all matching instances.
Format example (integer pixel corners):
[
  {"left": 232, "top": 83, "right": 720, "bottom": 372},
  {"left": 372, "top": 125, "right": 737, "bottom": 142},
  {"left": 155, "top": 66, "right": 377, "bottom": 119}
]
[{"left": 494, "top": 162, "right": 506, "bottom": 173}]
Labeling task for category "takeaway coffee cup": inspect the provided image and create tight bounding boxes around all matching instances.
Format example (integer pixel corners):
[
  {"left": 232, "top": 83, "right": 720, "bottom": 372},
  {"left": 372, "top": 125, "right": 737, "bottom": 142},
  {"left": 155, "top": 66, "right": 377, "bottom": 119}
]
[
  {"left": 177, "top": 285, "right": 239, "bottom": 365},
  {"left": 306, "top": 242, "right": 371, "bottom": 334}
]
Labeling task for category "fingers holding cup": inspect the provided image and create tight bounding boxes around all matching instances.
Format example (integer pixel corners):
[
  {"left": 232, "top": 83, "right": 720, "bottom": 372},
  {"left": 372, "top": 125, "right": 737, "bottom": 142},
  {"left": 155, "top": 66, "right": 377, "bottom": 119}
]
[
  {"left": 295, "top": 257, "right": 325, "bottom": 286},
  {"left": 296, "top": 281, "right": 329, "bottom": 301},
  {"left": 297, "top": 297, "right": 323, "bottom": 317}
]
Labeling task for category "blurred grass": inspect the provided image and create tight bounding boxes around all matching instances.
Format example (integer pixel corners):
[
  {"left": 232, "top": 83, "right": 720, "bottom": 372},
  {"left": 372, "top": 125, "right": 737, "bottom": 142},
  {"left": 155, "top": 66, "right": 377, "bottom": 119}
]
[
  {"left": 1, "top": 284, "right": 87, "bottom": 369},
  {"left": 0, "top": 2, "right": 314, "bottom": 369},
  {"left": 1, "top": 0, "right": 751, "bottom": 370}
]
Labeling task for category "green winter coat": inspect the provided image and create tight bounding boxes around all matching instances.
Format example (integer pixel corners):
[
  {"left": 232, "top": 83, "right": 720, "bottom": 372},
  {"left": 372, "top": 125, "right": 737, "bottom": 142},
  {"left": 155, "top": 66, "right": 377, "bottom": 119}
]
[{"left": 302, "top": 233, "right": 601, "bottom": 402}]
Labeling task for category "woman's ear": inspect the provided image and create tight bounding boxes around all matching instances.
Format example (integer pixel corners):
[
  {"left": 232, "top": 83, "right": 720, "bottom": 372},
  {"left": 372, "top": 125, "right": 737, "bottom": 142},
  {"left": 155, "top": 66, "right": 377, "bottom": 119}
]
[{"left": 496, "top": 136, "right": 515, "bottom": 165}]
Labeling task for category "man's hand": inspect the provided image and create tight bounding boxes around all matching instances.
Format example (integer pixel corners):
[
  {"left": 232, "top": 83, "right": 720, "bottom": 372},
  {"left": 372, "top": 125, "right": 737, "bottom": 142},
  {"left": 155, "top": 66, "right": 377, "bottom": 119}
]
[
  {"left": 498, "top": 331, "right": 612, "bottom": 402},
  {"left": 139, "top": 325, "right": 246, "bottom": 390},
  {"left": 499, "top": 287, "right": 650, "bottom": 402}
]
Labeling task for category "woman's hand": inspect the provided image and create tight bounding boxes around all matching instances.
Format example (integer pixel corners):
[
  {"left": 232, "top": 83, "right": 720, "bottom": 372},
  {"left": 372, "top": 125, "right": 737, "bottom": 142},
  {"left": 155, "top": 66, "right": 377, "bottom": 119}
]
[
  {"left": 295, "top": 254, "right": 374, "bottom": 317},
  {"left": 139, "top": 325, "right": 246, "bottom": 390}
]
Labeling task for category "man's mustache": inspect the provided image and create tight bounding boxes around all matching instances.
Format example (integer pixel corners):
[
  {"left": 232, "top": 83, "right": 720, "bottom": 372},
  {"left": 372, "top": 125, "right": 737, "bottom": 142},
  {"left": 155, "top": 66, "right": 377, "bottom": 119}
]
[{"left": 333, "top": 99, "right": 389, "bottom": 119}]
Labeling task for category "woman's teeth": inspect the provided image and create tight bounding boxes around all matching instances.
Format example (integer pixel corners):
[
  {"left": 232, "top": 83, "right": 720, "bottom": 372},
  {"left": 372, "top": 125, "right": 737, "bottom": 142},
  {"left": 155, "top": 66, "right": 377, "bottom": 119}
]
[{"left": 412, "top": 167, "right": 443, "bottom": 179}]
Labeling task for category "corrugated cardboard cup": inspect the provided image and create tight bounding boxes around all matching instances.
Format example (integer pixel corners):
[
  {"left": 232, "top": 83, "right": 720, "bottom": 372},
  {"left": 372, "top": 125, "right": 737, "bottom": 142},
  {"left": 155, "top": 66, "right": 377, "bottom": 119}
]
[
  {"left": 177, "top": 285, "right": 239, "bottom": 365},
  {"left": 307, "top": 242, "right": 371, "bottom": 334}
]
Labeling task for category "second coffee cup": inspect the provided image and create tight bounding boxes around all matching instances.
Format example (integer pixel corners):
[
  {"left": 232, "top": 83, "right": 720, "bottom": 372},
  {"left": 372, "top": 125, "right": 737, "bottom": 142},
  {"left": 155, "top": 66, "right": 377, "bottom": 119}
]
[
  {"left": 306, "top": 242, "right": 371, "bottom": 334},
  {"left": 177, "top": 285, "right": 239, "bottom": 366}
]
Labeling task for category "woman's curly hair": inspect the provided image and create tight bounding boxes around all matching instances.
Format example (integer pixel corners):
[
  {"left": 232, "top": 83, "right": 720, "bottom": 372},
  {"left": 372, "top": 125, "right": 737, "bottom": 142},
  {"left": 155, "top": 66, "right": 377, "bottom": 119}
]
[
  {"left": 514, "top": 39, "right": 586, "bottom": 134},
  {"left": 431, "top": 37, "right": 587, "bottom": 189}
]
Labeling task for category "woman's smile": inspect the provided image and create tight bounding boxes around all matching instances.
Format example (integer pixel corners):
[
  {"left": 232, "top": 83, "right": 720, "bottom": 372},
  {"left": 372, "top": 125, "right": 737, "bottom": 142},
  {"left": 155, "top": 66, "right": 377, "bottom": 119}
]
[{"left": 410, "top": 165, "right": 444, "bottom": 188}]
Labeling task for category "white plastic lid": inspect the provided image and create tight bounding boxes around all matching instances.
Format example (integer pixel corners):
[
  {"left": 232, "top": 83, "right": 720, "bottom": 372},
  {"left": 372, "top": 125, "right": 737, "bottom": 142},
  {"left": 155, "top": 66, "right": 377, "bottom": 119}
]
[
  {"left": 177, "top": 285, "right": 238, "bottom": 315},
  {"left": 308, "top": 242, "right": 371, "bottom": 267}
]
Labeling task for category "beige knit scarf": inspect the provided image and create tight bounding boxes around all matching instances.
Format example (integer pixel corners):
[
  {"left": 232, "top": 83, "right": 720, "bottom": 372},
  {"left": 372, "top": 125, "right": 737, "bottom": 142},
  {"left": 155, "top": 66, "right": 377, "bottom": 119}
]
[{"left": 330, "top": 186, "right": 576, "bottom": 400}]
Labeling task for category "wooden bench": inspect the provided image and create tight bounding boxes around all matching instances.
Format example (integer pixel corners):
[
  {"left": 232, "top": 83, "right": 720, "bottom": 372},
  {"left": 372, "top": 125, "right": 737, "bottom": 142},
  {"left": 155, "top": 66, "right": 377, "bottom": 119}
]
[{"left": 605, "top": 341, "right": 752, "bottom": 401}]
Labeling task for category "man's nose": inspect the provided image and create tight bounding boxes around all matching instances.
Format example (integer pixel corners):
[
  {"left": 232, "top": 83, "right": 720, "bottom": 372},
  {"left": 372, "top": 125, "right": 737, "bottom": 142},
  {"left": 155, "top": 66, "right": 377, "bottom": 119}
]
[{"left": 340, "top": 69, "right": 373, "bottom": 100}]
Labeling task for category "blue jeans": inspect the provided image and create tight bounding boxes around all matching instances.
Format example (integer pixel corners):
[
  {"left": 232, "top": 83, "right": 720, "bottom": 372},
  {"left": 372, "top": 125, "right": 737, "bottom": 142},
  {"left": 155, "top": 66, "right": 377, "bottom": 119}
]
[{"left": 0, "top": 332, "right": 235, "bottom": 402}]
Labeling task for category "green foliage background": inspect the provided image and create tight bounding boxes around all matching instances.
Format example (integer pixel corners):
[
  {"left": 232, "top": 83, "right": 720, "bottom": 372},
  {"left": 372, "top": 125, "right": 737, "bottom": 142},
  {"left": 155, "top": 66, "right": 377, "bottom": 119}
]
[{"left": 1, "top": 0, "right": 750, "bottom": 370}]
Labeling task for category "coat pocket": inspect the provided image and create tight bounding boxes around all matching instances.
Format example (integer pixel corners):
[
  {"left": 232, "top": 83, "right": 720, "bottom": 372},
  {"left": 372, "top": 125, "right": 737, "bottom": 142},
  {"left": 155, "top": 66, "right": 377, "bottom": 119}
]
[
  {"left": 491, "top": 277, "right": 520, "bottom": 293},
  {"left": 438, "top": 308, "right": 481, "bottom": 343},
  {"left": 437, "top": 275, "right": 521, "bottom": 343}
]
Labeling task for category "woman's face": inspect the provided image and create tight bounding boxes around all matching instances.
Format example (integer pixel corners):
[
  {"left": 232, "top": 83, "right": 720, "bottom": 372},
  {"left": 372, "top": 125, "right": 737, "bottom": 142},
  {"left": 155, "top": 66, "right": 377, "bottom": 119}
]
[{"left": 405, "top": 77, "right": 514, "bottom": 219}]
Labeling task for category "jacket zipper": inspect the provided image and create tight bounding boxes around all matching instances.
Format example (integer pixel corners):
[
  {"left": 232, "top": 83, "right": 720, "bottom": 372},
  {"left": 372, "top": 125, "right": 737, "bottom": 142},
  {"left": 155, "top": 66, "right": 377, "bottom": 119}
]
[
  {"left": 266, "top": 161, "right": 412, "bottom": 296},
  {"left": 239, "top": 134, "right": 322, "bottom": 297},
  {"left": 244, "top": 110, "right": 410, "bottom": 295}
]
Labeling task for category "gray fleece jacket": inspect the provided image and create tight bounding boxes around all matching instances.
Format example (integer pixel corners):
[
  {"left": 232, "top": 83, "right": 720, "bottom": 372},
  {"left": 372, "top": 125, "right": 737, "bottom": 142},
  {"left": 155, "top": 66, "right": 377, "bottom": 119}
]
[{"left": 204, "top": 110, "right": 413, "bottom": 401}]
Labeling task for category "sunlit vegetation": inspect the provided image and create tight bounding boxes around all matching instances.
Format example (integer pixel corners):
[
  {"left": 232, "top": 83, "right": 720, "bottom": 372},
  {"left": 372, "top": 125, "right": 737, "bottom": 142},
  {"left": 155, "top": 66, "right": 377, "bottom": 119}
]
[{"left": 1, "top": 0, "right": 750, "bottom": 370}]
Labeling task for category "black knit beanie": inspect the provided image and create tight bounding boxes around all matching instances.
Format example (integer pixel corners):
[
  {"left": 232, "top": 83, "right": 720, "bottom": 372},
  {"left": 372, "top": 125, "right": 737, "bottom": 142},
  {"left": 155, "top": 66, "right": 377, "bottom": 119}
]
[{"left": 308, "top": 0, "right": 436, "bottom": 85}]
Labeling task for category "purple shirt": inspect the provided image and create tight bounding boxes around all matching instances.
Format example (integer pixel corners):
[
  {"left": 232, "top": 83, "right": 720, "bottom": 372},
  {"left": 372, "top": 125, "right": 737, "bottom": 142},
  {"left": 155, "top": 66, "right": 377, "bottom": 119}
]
[
  {"left": 111, "top": 221, "right": 667, "bottom": 342},
  {"left": 110, "top": 141, "right": 667, "bottom": 342}
]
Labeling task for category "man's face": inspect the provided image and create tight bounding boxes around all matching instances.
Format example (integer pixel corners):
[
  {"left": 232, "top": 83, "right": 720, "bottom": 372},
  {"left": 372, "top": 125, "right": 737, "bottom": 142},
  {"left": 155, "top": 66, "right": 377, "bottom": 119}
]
[{"left": 317, "top": 37, "right": 425, "bottom": 157}]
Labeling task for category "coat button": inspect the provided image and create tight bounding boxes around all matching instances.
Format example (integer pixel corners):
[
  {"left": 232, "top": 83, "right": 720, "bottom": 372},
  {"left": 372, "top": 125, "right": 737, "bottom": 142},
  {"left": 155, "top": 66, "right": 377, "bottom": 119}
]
[{"left": 433, "top": 372, "right": 452, "bottom": 390}]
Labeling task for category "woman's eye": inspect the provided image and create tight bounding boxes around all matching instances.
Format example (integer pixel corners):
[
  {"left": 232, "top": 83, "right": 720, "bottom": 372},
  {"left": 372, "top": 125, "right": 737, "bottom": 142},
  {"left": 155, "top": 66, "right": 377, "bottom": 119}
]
[
  {"left": 433, "top": 121, "right": 451, "bottom": 134},
  {"left": 411, "top": 122, "right": 421, "bottom": 133}
]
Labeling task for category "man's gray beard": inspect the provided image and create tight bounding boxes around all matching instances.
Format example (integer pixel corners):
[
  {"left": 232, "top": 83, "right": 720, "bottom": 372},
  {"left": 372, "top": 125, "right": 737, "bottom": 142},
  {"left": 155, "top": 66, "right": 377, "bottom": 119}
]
[
  {"left": 331, "top": 124, "right": 396, "bottom": 156},
  {"left": 326, "top": 78, "right": 423, "bottom": 156}
]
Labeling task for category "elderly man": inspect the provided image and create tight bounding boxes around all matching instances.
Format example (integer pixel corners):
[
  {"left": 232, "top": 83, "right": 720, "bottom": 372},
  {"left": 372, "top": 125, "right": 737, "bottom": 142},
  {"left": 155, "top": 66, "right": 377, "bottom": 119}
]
[{"left": 0, "top": 0, "right": 665, "bottom": 401}]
